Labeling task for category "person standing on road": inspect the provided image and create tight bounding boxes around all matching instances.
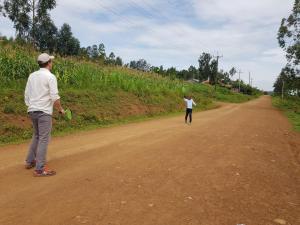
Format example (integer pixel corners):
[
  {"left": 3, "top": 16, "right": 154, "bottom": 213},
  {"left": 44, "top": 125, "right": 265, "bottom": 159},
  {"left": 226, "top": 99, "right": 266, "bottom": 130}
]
[
  {"left": 184, "top": 96, "right": 196, "bottom": 124},
  {"left": 24, "top": 53, "right": 65, "bottom": 177}
]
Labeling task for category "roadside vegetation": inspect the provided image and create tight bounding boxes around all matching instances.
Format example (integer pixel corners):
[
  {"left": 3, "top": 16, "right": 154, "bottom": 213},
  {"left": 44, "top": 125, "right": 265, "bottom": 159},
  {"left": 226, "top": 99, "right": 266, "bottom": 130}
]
[
  {"left": 0, "top": 41, "right": 261, "bottom": 144},
  {"left": 272, "top": 0, "right": 300, "bottom": 132},
  {"left": 272, "top": 97, "right": 300, "bottom": 132}
]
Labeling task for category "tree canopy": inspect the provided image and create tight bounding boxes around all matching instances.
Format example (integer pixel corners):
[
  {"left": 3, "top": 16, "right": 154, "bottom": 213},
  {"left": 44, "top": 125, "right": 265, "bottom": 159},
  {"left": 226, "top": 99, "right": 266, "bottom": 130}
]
[{"left": 274, "top": 0, "right": 300, "bottom": 96}]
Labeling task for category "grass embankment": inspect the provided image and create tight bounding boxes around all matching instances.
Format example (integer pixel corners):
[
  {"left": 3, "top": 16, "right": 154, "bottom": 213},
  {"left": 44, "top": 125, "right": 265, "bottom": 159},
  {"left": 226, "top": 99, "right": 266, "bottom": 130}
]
[
  {"left": 272, "top": 96, "right": 300, "bottom": 132},
  {"left": 0, "top": 42, "right": 259, "bottom": 144}
]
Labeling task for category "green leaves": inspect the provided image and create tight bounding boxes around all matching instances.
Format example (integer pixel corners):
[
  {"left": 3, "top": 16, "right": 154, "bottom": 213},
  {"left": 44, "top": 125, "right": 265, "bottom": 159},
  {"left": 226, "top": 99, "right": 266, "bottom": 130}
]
[
  {"left": 2, "top": 0, "right": 57, "bottom": 45},
  {"left": 56, "top": 23, "right": 80, "bottom": 56},
  {"left": 277, "top": 0, "right": 300, "bottom": 66},
  {"left": 275, "top": 0, "right": 300, "bottom": 95}
]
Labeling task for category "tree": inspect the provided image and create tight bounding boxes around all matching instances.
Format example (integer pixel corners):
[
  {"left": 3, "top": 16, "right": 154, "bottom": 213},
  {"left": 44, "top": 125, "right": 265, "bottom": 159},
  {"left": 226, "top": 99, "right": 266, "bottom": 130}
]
[
  {"left": 209, "top": 59, "right": 218, "bottom": 85},
  {"left": 159, "top": 65, "right": 164, "bottom": 75},
  {"left": 278, "top": 0, "right": 300, "bottom": 66},
  {"left": 115, "top": 56, "right": 123, "bottom": 66},
  {"left": 177, "top": 69, "right": 189, "bottom": 80},
  {"left": 1, "top": 0, "right": 56, "bottom": 46},
  {"left": 97, "top": 43, "right": 106, "bottom": 63},
  {"left": 198, "top": 52, "right": 219, "bottom": 85},
  {"left": 166, "top": 67, "right": 177, "bottom": 79},
  {"left": 106, "top": 52, "right": 116, "bottom": 65},
  {"left": 188, "top": 65, "right": 198, "bottom": 80},
  {"left": 86, "top": 46, "right": 92, "bottom": 58},
  {"left": 198, "top": 53, "right": 212, "bottom": 82},
  {"left": 1, "top": 0, "right": 31, "bottom": 40},
  {"left": 78, "top": 47, "right": 89, "bottom": 58},
  {"left": 130, "top": 59, "right": 150, "bottom": 71},
  {"left": 150, "top": 66, "right": 160, "bottom": 74},
  {"left": 35, "top": 16, "right": 57, "bottom": 53},
  {"left": 218, "top": 70, "right": 231, "bottom": 84},
  {"left": 229, "top": 67, "right": 237, "bottom": 78},
  {"left": 275, "top": 0, "right": 300, "bottom": 95},
  {"left": 57, "top": 23, "right": 80, "bottom": 56},
  {"left": 91, "top": 44, "right": 98, "bottom": 59},
  {"left": 274, "top": 66, "right": 300, "bottom": 96}
]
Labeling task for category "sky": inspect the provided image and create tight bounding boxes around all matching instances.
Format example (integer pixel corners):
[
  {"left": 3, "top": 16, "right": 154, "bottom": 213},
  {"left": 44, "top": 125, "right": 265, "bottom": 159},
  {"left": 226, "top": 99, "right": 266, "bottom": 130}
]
[{"left": 0, "top": 0, "right": 294, "bottom": 91}]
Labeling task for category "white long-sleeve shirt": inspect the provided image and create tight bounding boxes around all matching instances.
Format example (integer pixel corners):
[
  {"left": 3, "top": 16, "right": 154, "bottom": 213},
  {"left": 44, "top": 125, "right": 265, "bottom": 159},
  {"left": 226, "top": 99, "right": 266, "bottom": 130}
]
[
  {"left": 184, "top": 98, "right": 197, "bottom": 109},
  {"left": 24, "top": 68, "right": 60, "bottom": 115}
]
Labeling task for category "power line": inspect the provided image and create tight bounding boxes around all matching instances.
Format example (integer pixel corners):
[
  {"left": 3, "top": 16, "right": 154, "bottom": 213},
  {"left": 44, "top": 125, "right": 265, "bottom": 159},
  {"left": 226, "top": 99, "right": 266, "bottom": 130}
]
[
  {"left": 93, "top": 1, "right": 137, "bottom": 27},
  {"left": 126, "top": 0, "right": 186, "bottom": 37},
  {"left": 93, "top": 0, "right": 201, "bottom": 41}
]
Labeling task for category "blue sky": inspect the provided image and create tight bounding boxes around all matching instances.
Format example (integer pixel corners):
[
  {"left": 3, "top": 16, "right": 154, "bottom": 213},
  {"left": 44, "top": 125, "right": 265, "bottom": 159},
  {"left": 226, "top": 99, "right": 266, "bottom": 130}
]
[{"left": 0, "top": 0, "right": 294, "bottom": 90}]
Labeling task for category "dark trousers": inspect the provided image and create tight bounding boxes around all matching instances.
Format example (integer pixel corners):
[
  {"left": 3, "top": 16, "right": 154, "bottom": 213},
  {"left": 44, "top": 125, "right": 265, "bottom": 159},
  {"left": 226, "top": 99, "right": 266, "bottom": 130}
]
[{"left": 185, "top": 108, "right": 192, "bottom": 123}]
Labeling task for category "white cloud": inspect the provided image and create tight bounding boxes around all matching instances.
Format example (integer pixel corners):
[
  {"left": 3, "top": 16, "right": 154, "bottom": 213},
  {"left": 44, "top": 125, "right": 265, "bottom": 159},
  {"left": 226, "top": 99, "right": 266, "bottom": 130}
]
[{"left": 192, "top": 0, "right": 292, "bottom": 24}]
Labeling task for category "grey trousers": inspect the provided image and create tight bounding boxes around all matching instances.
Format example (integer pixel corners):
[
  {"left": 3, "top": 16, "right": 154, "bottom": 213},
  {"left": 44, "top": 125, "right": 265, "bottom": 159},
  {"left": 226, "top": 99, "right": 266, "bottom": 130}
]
[{"left": 26, "top": 111, "right": 52, "bottom": 171}]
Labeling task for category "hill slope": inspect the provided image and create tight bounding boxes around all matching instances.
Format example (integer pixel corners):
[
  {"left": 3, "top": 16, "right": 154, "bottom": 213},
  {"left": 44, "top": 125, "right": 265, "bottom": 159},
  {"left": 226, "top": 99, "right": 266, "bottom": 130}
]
[{"left": 0, "top": 42, "right": 259, "bottom": 144}]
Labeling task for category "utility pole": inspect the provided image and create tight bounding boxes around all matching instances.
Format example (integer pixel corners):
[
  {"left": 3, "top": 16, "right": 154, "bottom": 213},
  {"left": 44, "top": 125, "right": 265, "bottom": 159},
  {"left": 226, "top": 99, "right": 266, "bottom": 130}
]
[
  {"left": 213, "top": 53, "right": 223, "bottom": 91},
  {"left": 238, "top": 70, "right": 243, "bottom": 92},
  {"left": 282, "top": 80, "right": 285, "bottom": 100},
  {"left": 248, "top": 72, "right": 251, "bottom": 86}
]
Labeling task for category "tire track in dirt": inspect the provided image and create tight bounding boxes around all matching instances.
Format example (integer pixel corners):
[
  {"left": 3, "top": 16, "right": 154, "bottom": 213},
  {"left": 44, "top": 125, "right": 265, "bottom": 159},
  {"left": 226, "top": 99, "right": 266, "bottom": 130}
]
[{"left": 0, "top": 96, "right": 299, "bottom": 225}]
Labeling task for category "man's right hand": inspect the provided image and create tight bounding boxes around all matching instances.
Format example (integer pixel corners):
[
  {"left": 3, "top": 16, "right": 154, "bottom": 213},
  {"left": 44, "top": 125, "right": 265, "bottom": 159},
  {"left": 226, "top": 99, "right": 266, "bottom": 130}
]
[
  {"left": 54, "top": 99, "right": 65, "bottom": 115},
  {"left": 59, "top": 108, "right": 65, "bottom": 115}
]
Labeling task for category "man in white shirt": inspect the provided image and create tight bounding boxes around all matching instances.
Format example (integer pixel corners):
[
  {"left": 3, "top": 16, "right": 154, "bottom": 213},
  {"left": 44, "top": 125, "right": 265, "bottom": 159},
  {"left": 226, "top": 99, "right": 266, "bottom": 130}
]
[
  {"left": 24, "top": 53, "right": 65, "bottom": 177},
  {"left": 184, "top": 96, "right": 196, "bottom": 124}
]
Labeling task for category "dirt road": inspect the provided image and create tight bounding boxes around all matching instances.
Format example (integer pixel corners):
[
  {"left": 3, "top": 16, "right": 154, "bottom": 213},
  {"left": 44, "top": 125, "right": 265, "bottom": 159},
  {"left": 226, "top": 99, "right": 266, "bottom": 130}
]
[{"left": 0, "top": 96, "right": 299, "bottom": 225}]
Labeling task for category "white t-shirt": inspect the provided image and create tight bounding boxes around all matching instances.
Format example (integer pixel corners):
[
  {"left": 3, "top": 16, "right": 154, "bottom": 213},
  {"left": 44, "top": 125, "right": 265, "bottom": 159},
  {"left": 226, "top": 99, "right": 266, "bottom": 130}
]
[
  {"left": 184, "top": 98, "right": 197, "bottom": 109},
  {"left": 24, "top": 68, "right": 60, "bottom": 115}
]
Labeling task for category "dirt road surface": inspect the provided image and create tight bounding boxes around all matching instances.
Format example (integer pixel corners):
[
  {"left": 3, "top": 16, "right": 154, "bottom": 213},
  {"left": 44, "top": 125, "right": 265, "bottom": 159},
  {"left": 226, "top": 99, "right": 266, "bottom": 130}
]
[{"left": 0, "top": 96, "right": 299, "bottom": 225}]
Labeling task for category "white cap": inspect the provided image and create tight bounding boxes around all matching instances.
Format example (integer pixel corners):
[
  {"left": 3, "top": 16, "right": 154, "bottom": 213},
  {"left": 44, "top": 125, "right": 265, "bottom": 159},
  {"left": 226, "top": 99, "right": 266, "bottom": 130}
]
[{"left": 37, "top": 53, "right": 54, "bottom": 63}]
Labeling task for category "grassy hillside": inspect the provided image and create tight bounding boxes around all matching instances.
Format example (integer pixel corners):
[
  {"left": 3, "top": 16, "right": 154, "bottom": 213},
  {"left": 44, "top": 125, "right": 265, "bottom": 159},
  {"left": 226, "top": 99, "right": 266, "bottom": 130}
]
[
  {"left": 272, "top": 96, "right": 300, "bottom": 132},
  {"left": 0, "top": 42, "right": 260, "bottom": 144}
]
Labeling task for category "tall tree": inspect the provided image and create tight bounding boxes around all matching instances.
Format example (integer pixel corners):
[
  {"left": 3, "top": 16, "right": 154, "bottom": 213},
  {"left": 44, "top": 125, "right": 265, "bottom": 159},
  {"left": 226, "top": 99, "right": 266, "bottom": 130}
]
[
  {"left": 278, "top": 0, "right": 300, "bottom": 66},
  {"left": 188, "top": 65, "right": 198, "bottom": 80},
  {"left": 97, "top": 43, "right": 106, "bottom": 63},
  {"left": 57, "top": 23, "right": 80, "bottom": 56},
  {"left": 98, "top": 43, "right": 106, "bottom": 58},
  {"left": 91, "top": 44, "right": 98, "bottom": 59},
  {"left": 209, "top": 59, "right": 218, "bottom": 85},
  {"left": 229, "top": 67, "right": 237, "bottom": 77},
  {"left": 35, "top": 16, "right": 57, "bottom": 52},
  {"left": 274, "top": 66, "right": 300, "bottom": 96},
  {"left": 275, "top": 0, "right": 300, "bottom": 95},
  {"left": 106, "top": 52, "right": 116, "bottom": 65},
  {"left": 198, "top": 52, "right": 219, "bottom": 84},
  {"left": 130, "top": 59, "right": 150, "bottom": 71},
  {"left": 1, "top": 0, "right": 56, "bottom": 46},
  {"left": 115, "top": 56, "right": 123, "bottom": 66},
  {"left": 86, "top": 46, "right": 92, "bottom": 58},
  {"left": 198, "top": 53, "right": 212, "bottom": 82}
]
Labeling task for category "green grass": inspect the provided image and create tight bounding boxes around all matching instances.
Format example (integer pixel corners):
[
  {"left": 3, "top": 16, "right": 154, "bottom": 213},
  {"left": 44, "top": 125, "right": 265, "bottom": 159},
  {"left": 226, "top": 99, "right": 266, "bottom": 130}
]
[
  {"left": 272, "top": 96, "right": 300, "bottom": 132},
  {"left": 0, "top": 41, "right": 260, "bottom": 145}
]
